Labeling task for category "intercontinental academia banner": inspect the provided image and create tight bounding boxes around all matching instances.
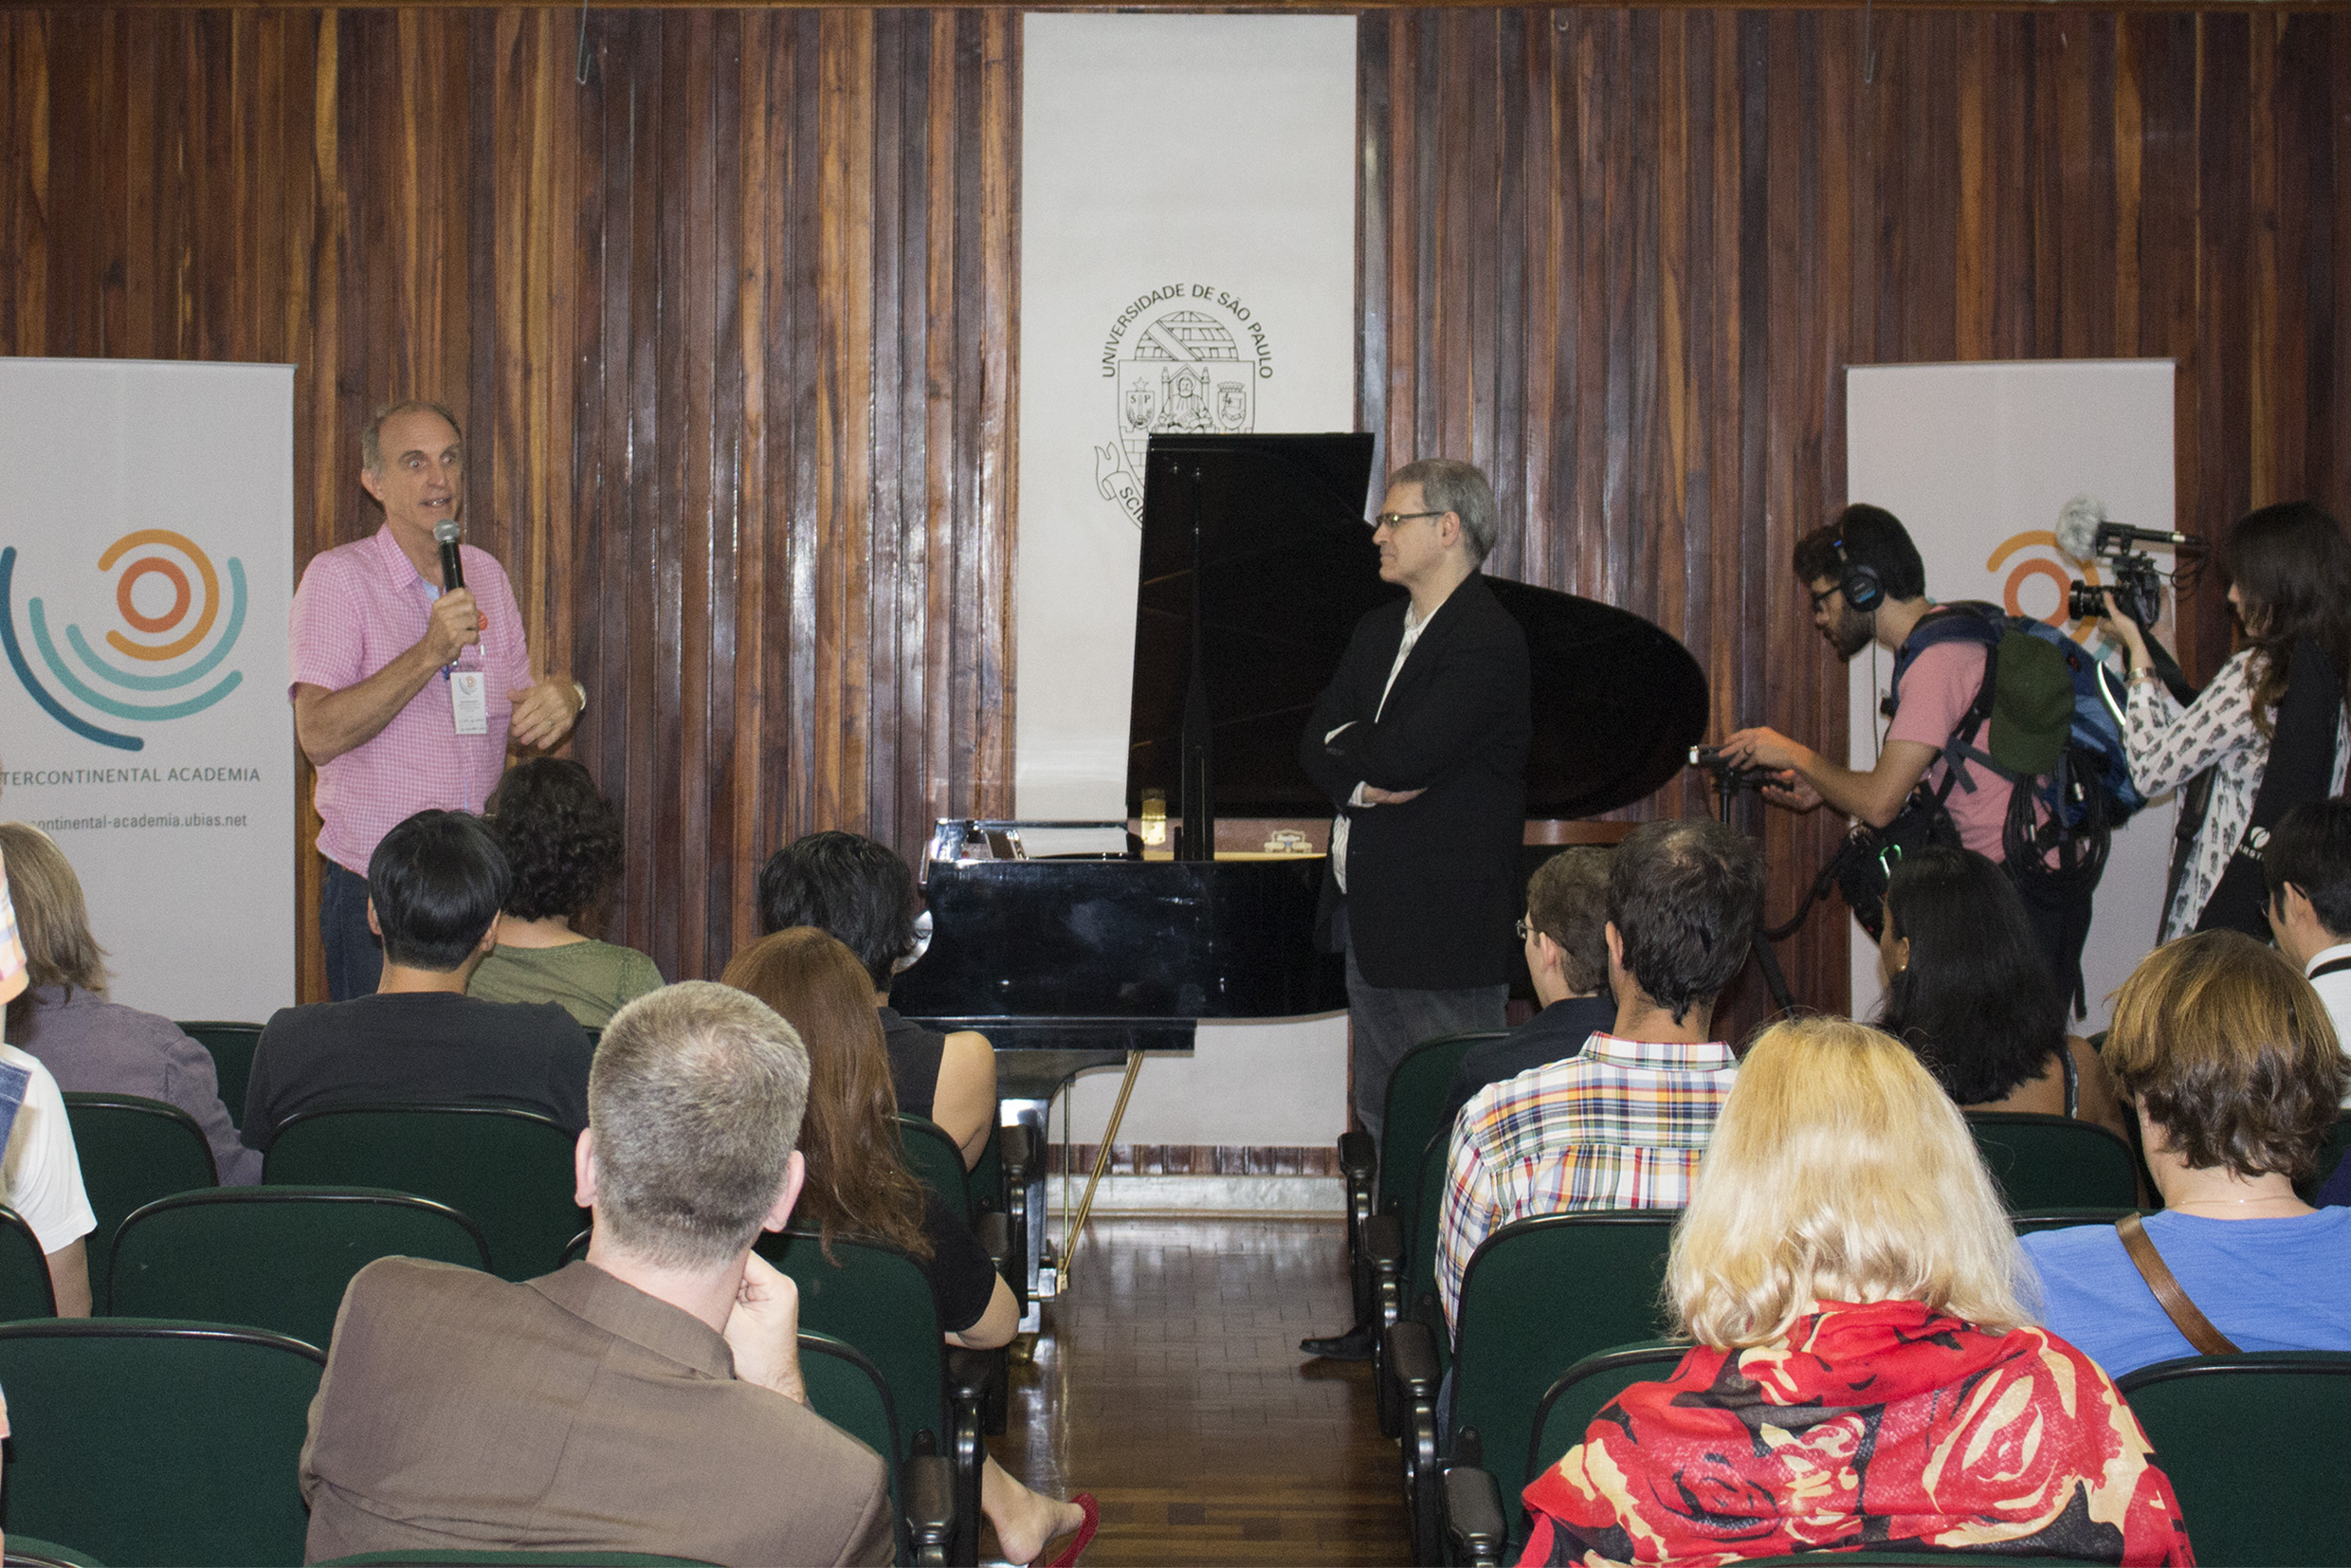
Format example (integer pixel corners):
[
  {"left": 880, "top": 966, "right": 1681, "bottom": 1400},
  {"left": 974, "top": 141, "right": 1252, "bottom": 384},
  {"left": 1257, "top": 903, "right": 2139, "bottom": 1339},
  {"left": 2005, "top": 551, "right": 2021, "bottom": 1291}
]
[
  {"left": 1846, "top": 359, "right": 2179, "bottom": 1032},
  {"left": 0, "top": 358, "right": 295, "bottom": 1021}
]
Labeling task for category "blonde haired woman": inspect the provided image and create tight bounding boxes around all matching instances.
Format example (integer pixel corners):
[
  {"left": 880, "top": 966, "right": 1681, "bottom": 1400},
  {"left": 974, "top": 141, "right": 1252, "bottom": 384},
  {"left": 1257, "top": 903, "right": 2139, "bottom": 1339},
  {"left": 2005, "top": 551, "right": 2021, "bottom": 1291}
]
[{"left": 1520, "top": 1018, "right": 2192, "bottom": 1567}]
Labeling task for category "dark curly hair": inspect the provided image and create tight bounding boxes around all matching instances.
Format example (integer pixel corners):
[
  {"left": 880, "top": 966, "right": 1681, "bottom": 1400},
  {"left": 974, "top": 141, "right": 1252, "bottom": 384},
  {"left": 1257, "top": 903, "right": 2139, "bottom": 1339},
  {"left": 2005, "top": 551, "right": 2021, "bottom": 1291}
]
[
  {"left": 484, "top": 758, "right": 625, "bottom": 924},
  {"left": 1874, "top": 847, "right": 2067, "bottom": 1104}
]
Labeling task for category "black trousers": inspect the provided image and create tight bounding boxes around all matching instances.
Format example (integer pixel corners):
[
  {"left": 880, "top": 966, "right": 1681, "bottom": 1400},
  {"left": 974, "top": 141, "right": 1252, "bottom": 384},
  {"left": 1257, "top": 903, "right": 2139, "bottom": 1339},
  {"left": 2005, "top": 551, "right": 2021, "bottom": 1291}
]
[{"left": 2012, "top": 866, "right": 2097, "bottom": 1019}]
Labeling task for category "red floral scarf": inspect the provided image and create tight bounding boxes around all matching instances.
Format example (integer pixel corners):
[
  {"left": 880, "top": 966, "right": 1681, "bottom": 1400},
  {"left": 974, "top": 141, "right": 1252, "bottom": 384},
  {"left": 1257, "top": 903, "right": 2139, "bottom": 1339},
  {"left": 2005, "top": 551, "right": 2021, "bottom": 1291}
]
[{"left": 1520, "top": 1300, "right": 2194, "bottom": 1566}]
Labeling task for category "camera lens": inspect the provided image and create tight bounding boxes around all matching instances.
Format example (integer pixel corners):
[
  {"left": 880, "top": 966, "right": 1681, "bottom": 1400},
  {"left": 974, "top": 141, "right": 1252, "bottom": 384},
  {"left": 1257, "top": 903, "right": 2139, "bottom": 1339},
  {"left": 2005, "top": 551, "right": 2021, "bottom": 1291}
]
[{"left": 2067, "top": 581, "right": 2104, "bottom": 621}]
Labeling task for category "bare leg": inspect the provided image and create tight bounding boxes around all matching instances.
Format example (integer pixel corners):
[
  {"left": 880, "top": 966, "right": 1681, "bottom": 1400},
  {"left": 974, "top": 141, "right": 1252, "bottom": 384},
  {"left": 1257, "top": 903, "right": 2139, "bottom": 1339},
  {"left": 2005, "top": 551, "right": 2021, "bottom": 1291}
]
[{"left": 980, "top": 1451, "right": 1085, "bottom": 1565}]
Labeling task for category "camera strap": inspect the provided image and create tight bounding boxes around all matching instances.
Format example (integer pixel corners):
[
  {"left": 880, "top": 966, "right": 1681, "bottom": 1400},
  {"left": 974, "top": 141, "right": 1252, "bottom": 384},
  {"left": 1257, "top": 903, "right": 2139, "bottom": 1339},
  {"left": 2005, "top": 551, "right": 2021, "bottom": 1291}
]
[{"left": 2195, "top": 634, "right": 2342, "bottom": 939}]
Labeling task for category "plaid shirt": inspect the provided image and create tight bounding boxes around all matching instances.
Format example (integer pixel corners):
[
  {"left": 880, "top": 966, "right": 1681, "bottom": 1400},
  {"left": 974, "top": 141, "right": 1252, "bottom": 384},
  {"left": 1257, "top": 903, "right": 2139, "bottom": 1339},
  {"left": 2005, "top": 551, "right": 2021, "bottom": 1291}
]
[
  {"left": 1435, "top": 1031, "right": 1736, "bottom": 1334},
  {"left": 289, "top": 524, "right": 534, "bottom": 873},
  {"left": 0, "top": 851, "right": 25, "bottom": 1015}
]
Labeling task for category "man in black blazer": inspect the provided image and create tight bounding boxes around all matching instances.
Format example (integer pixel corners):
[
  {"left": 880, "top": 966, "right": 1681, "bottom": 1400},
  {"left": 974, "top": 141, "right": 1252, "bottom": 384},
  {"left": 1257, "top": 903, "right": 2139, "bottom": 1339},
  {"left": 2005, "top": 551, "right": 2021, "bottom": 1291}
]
[
  {"left": 1296, "top": 458, "right": 1529, "bottom": 1359},
  {"left": 1302, "top": 457, "right": 1531, "bottom": 1129}
]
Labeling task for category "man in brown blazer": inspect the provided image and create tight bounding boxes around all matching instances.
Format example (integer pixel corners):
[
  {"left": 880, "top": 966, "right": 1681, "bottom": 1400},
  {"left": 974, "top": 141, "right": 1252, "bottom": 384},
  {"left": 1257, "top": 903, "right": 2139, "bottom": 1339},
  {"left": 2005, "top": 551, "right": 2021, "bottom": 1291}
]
[{"left": 300, "top": 981, "right": 892, "bottom": 1567}]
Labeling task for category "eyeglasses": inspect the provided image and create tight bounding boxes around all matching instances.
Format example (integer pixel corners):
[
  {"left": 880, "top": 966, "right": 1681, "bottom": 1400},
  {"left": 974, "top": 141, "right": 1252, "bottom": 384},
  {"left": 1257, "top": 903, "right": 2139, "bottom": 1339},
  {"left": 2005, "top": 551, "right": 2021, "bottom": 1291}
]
[
  {"left": 1809, "top": 583, "right": 1845, "bottom": 613},
  {"left": 1515, "top": 916, "right": 1533, "bottom": 940},
  {"left": 1370, "top": 510, "right": 1447, "bottom": 532}
]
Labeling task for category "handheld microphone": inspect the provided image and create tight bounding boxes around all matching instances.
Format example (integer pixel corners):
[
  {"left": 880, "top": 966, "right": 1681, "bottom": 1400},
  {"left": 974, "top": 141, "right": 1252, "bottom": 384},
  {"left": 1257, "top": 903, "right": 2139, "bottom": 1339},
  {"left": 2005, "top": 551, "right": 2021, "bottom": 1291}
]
[
  {"left": 434, "top": 520, "right": 465, "bottom": 593},
  {"left": 2053, "top": 495, "right": 2106, "bottom": 563}
]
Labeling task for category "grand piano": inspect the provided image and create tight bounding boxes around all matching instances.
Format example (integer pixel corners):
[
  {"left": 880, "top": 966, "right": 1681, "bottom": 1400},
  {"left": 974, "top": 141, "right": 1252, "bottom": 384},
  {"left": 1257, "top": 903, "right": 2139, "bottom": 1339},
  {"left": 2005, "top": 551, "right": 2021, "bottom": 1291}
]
[{"left": 891, "top": 433, "right": 1708, "bottom": 1269}]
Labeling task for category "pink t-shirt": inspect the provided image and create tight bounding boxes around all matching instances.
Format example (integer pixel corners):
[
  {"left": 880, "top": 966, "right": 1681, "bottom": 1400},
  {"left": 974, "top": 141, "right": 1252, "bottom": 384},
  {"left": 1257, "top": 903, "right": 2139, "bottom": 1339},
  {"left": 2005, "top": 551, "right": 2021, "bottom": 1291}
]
[
  {"left": 289, "top": 524, "right": 534, "bottom": 874},
  {"left": 1886, "top": 640, "right": 2016, "bottom": 863}
]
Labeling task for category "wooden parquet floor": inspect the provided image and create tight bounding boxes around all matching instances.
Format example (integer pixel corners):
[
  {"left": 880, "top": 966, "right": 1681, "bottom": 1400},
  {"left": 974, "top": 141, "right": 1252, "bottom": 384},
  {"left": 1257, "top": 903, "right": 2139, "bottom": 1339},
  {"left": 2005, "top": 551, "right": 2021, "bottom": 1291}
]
[{"left": 997, "top": 1216, "right": 1411, "bottom": 1567}]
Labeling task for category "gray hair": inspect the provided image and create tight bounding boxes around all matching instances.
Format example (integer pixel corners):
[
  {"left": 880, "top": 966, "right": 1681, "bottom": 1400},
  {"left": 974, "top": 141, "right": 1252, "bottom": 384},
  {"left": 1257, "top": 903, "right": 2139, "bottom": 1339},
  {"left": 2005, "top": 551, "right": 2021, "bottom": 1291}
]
[
  {"left": 360, "top": 399, "right": 465, "bottom": 474},
  {"left": 1389, "top": 458, "right": 1499, "bottom": 565},
  {"left": 588, "top": 981, "right": 811, "bottom": 1270}
]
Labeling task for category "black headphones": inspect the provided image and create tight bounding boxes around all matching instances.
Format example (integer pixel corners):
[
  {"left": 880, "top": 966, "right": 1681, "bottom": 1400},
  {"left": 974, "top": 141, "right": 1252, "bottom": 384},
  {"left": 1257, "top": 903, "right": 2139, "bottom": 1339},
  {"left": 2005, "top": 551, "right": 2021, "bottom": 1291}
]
[{"left": 1832, "top": 537, "right": 1884, "bottom": 614}]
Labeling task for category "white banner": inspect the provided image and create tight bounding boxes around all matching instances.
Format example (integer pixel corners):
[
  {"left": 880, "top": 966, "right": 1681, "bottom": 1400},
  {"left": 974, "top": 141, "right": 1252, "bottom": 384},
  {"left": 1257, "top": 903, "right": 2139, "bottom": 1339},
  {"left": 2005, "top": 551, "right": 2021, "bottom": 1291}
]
[
  {"left": 1847, "top": 359, "right": 2179, "bottom": 1031},
  {"left": 0, "top": 358, "right": 296, "bottom": 1021},
  {"left": 1016, "top": 12, "right": 1360, "bottom": 818}
]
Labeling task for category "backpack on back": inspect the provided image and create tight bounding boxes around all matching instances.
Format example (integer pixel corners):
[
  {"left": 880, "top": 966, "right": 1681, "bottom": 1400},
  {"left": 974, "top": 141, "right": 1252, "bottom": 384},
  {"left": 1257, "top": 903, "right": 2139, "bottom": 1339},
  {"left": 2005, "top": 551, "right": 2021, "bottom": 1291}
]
[{"left": 1888, "top": 601, "right": 2145, "bottom": 868}]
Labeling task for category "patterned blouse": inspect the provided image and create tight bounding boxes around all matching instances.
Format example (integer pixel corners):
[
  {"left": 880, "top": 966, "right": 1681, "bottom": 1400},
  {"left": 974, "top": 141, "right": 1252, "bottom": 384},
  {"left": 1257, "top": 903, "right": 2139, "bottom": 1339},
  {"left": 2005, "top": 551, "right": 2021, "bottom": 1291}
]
[
  {"left": 2123, "top": 648, "right": 2350, "bottom": 942},
  {"left": 1520, "top": 1299, "right": 2195, "bottom": 1566}
]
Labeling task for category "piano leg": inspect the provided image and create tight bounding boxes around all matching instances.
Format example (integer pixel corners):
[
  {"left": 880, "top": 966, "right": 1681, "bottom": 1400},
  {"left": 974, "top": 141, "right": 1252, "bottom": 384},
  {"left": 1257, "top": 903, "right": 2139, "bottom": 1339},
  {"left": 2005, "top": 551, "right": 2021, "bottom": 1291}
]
[{"left": 1059, "top": 1048, "right": 1148, "bottom": 1278}]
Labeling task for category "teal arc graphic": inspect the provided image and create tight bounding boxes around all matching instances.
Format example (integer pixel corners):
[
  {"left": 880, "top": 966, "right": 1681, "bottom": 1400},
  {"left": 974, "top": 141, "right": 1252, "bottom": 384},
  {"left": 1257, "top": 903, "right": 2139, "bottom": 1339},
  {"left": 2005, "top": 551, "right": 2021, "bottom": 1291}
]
[
  {"left": 29, "top": 556, "right": 246, "bottom": 720},
  {"left": 0, "top": 544, "right": 248, "bottom": 751}
]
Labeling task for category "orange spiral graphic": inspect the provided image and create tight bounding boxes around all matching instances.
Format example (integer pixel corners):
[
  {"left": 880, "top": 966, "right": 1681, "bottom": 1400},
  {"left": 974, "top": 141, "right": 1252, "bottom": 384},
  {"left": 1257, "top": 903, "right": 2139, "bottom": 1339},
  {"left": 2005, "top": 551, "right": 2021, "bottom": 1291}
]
[
  {"left": 97, "top": 529, "right": 220, "bottom": 661},
  {"left": 1986, "top": 530, "right": 2099, "bottom": 645}
]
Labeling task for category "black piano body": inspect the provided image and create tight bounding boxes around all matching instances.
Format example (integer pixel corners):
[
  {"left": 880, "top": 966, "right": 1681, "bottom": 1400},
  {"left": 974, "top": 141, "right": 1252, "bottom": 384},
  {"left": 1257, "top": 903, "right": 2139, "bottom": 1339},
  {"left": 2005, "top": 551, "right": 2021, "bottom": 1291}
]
[{"left": 894, "top": 432, "right": 1709, "bottom": 1091}]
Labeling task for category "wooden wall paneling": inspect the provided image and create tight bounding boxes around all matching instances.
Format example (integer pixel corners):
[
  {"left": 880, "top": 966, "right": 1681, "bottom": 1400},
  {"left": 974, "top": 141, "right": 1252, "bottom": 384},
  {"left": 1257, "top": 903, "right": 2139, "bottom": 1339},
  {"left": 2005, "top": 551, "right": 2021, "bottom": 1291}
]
[{"left": 6, "top": 5, "right": 2349, "bottom": 1014}]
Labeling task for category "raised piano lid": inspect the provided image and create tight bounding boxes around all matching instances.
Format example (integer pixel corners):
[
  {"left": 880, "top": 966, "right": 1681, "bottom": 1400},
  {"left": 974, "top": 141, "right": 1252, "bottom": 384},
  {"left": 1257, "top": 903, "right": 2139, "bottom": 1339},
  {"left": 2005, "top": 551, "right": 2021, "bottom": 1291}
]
[{"left": 1126, "top": 432, "right": 1708, "bottom": 823}]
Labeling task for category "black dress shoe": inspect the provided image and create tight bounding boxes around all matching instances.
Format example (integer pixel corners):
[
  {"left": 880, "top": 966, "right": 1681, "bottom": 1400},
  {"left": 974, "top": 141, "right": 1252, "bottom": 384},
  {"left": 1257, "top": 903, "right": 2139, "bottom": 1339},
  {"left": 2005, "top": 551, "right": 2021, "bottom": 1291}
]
[{"left": 1300, "top": 1323, "right": 1376, "bottom": 1360}]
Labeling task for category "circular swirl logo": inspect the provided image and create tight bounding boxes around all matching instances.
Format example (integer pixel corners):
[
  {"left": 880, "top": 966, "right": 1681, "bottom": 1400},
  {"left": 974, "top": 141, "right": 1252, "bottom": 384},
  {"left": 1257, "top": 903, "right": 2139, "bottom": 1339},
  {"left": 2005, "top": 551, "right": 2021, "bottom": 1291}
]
[
  {"left": 1, "top": 530, "right": 247, "bottom": 752},
  {"left": 1986, "top": 530, "right": 2102, "bottom": 645}
]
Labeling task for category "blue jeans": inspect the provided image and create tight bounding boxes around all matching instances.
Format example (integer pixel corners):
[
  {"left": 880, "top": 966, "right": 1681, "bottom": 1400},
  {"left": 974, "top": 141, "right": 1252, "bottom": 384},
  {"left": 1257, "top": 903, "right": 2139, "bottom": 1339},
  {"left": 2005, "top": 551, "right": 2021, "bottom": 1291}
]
[
  {"left": 319, "top": 859, "right": 382, "bottom": 1001},
  {"left": 1340, "top": 904, "right": 1508, "bottom": 1141}
]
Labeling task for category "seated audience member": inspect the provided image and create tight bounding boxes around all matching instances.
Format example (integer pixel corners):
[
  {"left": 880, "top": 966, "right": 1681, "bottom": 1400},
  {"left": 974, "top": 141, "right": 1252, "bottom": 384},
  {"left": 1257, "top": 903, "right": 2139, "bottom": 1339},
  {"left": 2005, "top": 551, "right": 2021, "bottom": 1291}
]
[
  {"left": 301, "top": 982, "right": 891, "bottom": 1564},
  {"left": 2023, "top": 930, "right": 2351, "bottom": 1377},
  {"left": 1875, "top": 846, "right": 2130, "bottom": 1143},
  {"left": 469, "top": 758, "right": 664, "bottom": 1029},
  {"left": 2264, "top": 795, "right": 2351, "bottom": 1095},
  {"left": 1433, "top": 846, "right": 1614, "bottom": 1135},
  {"left": 1436, "top": 817, "right": 1760, "bottom": 1335},
  {"left": 1522, "top": 1017, "right": 2193, "bottom": 1567},
  {"left": 242, "top": 810, "right": 592, "bottom": 1152},
  {"left": 0, "top": 839, "right": 96, "bottom": 1319},
  {"left": 757, "top": 830, "right": 997, "bottom": 1168},
  {"left": 0, "top": 824, "right": 258, "bottom": 1184},
  {"left": 723, "top": 929, "right": 1096, "bottom": 1568}
]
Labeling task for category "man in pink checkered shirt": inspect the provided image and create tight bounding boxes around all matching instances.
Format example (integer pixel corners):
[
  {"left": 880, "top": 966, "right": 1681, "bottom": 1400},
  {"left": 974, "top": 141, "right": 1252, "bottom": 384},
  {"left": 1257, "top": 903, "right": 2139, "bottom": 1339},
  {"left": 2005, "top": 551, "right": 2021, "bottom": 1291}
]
[
  {"left": 1435, "top": 818, "right": 1762, "bottom": 1336},
  {"left": 291, "top": 402, "right": 582, "bottom": 1000}
]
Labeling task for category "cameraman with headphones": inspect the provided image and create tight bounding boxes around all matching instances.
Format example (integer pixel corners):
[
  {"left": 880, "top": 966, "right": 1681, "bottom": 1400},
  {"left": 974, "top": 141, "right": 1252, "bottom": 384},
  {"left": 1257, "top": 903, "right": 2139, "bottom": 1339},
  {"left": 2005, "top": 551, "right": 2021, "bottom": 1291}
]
[{"left": 1721, "top": 503, "right": 2090, "bottom": 993}]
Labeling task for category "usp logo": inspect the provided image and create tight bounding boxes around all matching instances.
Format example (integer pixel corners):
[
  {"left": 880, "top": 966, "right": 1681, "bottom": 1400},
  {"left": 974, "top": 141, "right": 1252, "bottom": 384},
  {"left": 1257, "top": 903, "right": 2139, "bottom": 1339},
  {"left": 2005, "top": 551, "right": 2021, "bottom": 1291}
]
[{"left": 1, "top": 530, "right": 246, "bottom": 752}]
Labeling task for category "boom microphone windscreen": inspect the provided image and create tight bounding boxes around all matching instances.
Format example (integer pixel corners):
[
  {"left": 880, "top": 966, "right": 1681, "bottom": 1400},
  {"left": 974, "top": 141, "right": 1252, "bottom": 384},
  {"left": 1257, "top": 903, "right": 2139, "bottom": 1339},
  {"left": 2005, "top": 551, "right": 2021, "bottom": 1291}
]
[{"left": 2054, "top": 494, "right": 2106, "bottom": 563}]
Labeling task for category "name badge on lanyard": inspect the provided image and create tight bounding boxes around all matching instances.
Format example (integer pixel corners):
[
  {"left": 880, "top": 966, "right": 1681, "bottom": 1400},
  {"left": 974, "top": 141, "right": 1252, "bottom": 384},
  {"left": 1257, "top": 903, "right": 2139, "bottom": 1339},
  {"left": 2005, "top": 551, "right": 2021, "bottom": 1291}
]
[{"left": 450, "top": 669, "right": 489, "bottom": 736}]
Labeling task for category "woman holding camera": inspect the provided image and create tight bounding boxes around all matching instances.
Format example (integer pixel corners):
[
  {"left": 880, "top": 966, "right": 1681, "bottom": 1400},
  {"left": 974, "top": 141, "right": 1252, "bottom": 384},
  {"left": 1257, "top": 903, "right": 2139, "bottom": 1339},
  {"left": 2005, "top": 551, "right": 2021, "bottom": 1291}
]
[{"left": 2103, "top": 501, "right": 2351, "bottom": 940}]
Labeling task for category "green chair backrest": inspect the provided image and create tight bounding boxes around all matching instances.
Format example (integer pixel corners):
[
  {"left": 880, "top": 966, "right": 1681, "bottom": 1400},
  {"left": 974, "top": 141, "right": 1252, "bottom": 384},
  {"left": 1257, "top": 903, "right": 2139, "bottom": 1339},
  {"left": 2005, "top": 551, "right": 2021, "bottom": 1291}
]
[
  {"left": 263, "top": 1104, "right": 585, "bottom": 1282},
  {"left": 800, "top": 1330, "right": 908, "bottom": 1562},
  {"left": 1966, "top": 1112, "right": 2139, "bottom": 1211},
  {"left": 173, "top": 1020, "right": 264, "bottom": 1130},
  {"left": 898, "top": 1115, "right": 973, "bottom": 1222},
  {"left": 109, "top": 1186, "right": 492, "bottom": 1350},
  {"left": 60, "top": 1092, "right": 218, "bottom": 1306},
  {"left": 5, "top": 1536, "right": 112, "bottom": 1568},
  {"left": 970, "top": 1121, "right": 1007, "bottom": 1216},
  {"left": 1452, "top": 1211, "right": 1680, "bottom": 1544},
  {"left": 2117, "top": 1350, "right": 2351, "bottom": 1565},
  {"left": 0, "top": 1202, "right": 57, "bottom": 1319},
  {"left": 0, "top": 1318, "right": 324, "bottom": 1566},
  {"left": 756, "top": 1228, "right": 948, "bottom": 1455},
  {"left": 2300, "top": 1112, "right": 2351, "bottom": 1202},
  {"left": 1524, "top": 1340, "right": 1687, "bottom": 1493},
  {"left": 1406, "top": 1129, "right": 1453, "bottom": 1373},
  {"left": 1376, "top": 1031, "right": 1507, "bottom": 1215},
  {"left": 2010, "top": 1206, "right": 2138, "bottom": 1236}
]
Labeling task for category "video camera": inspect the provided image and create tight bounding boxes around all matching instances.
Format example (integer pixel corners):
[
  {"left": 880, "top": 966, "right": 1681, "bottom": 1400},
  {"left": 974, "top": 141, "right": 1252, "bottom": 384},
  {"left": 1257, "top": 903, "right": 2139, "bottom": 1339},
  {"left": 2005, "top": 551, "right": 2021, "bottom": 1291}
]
[
  {"left": 1687, "top": 745, "right": 1781, "bottom": 795},
  {"left": 2054, "top": 495, "right": 2203, "bottom": 631}
]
